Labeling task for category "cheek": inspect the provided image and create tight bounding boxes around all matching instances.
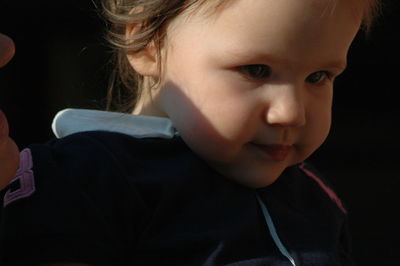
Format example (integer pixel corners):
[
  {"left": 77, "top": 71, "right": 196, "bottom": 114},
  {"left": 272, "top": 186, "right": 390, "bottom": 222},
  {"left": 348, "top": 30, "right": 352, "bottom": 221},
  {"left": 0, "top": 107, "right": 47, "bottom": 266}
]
[
  {"left": 159, "top": 81, "right": 256, "bottom": 162},
  {"left": 319, "top": 95, "right": 333, "bottom": 137},
  {"left": 305, "top": 101, "right": 332, "bottom": 147},
  {"left": 198, "top": 97, "right": 257, "bottom": 140},
  {"left": 310, "top": 88, "right": 332, "bottom": 132},
  {"left": 164, "top": 70, "right": 255, "bottom": 136},
  {"left": 317, "top": 110, "right": 332, "bottom": 141},
  {"left": 295, "top": 94, "right": 332, "bottom": 161}
]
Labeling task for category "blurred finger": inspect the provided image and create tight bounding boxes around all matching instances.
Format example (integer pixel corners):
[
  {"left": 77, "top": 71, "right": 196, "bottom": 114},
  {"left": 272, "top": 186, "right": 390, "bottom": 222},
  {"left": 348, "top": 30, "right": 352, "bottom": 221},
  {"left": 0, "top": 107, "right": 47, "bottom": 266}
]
[
  {"left": 0, "top": 110, "right": 20, "bottom": 189},
  {"left": 0, "top": 33, "right": 15, "bottom": 68}
]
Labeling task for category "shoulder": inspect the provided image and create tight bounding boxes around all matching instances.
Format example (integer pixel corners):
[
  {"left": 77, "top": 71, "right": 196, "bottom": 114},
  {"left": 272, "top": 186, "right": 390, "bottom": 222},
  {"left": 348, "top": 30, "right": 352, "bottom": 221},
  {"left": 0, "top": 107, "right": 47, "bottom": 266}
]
[
  {"left": 46, "top": 130, "right": 188, "bottom": 165},
  {"left": 28, "top": 130, "right": 155, "bottom": 178},
  {"left": 0, "top": 131, "right": 148, "bottom": 264},
  {"left": 1, "top": 131, "right": 192, "bottom": 209},
  {"left": 1, "top": 131, "right": 145, "bottom": 206},
  {"left": 27, "top": 131, "right": 131, "bottom": 190}
]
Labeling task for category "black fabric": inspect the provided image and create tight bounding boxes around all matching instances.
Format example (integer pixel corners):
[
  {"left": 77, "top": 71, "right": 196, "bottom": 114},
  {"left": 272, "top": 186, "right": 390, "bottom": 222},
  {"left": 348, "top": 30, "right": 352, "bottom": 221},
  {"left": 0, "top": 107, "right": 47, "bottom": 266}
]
[{"left": 0, "top": 131, "right": 354, "bottom": 265}]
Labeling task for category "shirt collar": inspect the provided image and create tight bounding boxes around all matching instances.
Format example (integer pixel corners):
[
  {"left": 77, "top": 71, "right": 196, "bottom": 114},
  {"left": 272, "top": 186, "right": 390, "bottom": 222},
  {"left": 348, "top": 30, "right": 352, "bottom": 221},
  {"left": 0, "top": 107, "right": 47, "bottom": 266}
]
[{"left": 51, "top": 108, "right": 177, "bottom": 139}]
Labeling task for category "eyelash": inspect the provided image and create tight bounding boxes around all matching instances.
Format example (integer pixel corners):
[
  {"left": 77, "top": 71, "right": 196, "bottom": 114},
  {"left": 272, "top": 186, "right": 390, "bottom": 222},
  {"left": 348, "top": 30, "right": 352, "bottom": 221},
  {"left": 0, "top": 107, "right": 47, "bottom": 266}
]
[
  {"left": 237, "top": 65, "right": 333, "bottom": 85},
  {"left": 237, "top": 64, "right": 271, "bottom": 80},
  {"left": 305, "top": 71, "right": 333, "bottom": 85}
]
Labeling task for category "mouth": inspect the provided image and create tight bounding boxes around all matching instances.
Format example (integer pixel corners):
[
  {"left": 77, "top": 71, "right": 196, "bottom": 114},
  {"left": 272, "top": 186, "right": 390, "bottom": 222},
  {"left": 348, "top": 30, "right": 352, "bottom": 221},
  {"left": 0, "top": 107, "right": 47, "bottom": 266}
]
[{"left": 252, "top": 143, "right": 292, "bottom": 161}]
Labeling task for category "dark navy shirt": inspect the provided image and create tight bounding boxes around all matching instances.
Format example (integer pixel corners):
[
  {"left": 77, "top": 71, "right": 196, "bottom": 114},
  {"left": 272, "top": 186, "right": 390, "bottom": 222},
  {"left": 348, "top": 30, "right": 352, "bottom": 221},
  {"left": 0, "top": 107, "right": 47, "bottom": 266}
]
[{"left": 0, "top": 109, "right": 354, "bottom": 265}]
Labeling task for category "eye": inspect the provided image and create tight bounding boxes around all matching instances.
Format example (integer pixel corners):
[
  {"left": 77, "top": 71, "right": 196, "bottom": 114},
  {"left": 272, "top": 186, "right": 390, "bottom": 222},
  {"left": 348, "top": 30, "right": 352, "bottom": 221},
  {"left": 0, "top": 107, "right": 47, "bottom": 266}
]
[
  {"left": 237, "top": 64, "right": 271, "bottom": 80},
  {"left": 306, "top": 71, "right": 331, "bottom": 84}
]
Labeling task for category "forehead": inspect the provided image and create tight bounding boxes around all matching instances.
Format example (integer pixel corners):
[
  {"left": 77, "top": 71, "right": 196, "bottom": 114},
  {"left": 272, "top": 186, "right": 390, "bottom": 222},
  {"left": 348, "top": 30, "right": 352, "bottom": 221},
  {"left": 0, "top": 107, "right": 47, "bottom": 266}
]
[
  {"left": 177, "top": 0, "right": 362, "bottom": 33},
  {"left": 167, "top": 0, "right": 362, "bottom": 68},
  {"left": 190, "top": 0, "right": 364, "bottom": 17}
]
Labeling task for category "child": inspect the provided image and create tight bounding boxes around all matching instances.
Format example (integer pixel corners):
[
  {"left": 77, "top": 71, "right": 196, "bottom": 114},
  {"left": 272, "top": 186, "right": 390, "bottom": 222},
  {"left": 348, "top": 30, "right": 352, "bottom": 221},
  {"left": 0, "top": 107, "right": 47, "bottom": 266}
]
[{"left": 0, "top": 0, "right": 380, "bottom": 265}]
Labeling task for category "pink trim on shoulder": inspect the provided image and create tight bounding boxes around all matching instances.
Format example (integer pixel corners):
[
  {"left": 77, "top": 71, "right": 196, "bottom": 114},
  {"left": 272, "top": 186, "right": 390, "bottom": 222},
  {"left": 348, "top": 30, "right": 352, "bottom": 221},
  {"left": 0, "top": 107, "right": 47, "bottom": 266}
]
[
  {"left": 299, "top": 163, "right": 347, "bottom": 213},
  {"left": 3, "top": 148, "right": 36, "bottom": 207}
]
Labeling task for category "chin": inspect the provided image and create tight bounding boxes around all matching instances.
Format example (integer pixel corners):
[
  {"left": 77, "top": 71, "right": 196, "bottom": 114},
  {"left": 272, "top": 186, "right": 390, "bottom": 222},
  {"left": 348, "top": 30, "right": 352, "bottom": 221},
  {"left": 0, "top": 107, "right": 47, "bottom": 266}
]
[{"left": 209, "top": 155, "right": 289, "bottom": 188}]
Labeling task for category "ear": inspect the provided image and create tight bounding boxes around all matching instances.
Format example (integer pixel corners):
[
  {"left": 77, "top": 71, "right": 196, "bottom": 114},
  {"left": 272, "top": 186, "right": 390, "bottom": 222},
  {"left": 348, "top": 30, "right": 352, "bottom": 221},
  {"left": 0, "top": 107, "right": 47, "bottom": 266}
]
[{"left": 125, "top": 24, "right": 160, "bottom": 78}]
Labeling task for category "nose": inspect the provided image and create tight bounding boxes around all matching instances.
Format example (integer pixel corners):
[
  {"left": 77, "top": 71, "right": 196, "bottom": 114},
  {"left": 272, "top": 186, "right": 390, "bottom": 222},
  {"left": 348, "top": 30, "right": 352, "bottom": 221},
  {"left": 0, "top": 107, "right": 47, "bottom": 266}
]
[
  {"left": 264, "top": 84, "right": 306, "bottom": 127},
  {"left": 0, "top": 33, "right": 15, "bottom": 68}
]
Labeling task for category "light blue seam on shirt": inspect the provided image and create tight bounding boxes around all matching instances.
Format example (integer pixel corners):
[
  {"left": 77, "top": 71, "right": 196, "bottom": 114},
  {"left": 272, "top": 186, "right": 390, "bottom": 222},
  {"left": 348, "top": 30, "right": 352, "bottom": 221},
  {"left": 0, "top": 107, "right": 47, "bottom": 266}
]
[{"left": 256, "top": 193, "right": 296, "bottom": 266}]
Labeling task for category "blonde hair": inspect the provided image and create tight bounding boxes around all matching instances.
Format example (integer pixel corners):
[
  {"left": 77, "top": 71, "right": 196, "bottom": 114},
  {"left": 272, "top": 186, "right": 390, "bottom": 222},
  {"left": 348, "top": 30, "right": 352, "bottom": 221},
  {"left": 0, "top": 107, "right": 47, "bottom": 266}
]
[{"left": 101, "top": 0, "right": 381, "bottom": 112}]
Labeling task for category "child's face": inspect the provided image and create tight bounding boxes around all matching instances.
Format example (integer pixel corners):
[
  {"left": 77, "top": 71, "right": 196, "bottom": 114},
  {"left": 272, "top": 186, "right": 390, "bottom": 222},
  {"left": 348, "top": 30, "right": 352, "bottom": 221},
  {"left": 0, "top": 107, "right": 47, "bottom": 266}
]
[{"left": 139, "top": 0, "right": 362, "bottom": 187}]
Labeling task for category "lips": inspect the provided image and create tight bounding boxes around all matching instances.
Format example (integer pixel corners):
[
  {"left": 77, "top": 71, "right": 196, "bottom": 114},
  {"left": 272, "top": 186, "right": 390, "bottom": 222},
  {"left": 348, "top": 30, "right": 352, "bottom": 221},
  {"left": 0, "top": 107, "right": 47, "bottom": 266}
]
[{"left": 253, "top": 143, "right": 292, "bottom": 161}]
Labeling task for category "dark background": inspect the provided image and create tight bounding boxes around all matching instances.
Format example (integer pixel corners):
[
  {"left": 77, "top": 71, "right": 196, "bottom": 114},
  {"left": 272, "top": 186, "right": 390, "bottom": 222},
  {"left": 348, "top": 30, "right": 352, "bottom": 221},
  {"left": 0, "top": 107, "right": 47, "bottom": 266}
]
[{"left": 0, "top": 0, "right": 398, "bottom": 265}]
